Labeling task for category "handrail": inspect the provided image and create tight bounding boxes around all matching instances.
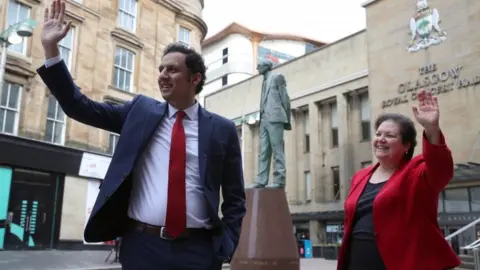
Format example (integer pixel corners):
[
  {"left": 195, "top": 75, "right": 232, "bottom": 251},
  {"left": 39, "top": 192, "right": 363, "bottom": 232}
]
[
  {"left": 461, "top": 239, "right": 480, "bottom": 250},
  {"left": 445, "top": 217, "right": 480, "bottom": 241}
]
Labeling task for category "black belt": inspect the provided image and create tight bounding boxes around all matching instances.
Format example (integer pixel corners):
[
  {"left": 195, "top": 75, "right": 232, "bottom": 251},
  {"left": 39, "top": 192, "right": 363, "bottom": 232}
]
[{"left": 127, "top": 218, "right": 211, "bottom": 240}]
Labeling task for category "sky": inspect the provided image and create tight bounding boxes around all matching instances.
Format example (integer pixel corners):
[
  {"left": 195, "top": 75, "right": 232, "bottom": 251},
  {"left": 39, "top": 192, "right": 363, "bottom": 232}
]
[{"left": 202, "top": 0, "right": 367, "bottom": 43}]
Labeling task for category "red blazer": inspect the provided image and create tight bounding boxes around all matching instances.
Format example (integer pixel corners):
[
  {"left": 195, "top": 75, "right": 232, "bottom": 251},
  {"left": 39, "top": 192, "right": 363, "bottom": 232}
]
[{"left": 337, "top": 131, "right": 460, "bottom": 270}]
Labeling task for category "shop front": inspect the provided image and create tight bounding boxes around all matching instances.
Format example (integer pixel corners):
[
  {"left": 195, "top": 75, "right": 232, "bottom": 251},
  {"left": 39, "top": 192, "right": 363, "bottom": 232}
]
[{"left": 0, "top": 134, "right": 82, "bottom": 250}]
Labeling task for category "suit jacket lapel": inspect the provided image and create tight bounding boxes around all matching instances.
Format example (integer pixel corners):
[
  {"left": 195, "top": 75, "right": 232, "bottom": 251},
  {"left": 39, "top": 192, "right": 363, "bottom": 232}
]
[
  {"left": 141, "top": 101, "right": 167, "bottom": 146},
  {"left": 198, "top": 105, "right": 214, "bottom": 186}
]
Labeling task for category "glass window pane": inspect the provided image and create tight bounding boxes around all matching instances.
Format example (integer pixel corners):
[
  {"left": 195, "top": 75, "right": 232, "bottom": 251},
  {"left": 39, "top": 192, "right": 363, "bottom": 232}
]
[
  {"left": 54, "top": 122, "right": 63, "bottom": 143},
  {"left": 471, "top": 187, "right": 480, "bottom": 212},
  {"left": 56, "top": 105, "right": 65, "bottom": 121},
  {"left": 47, "top": 96, "right": 56, "bottom": 118},
  {"left": 444, "top": 188, "right": 469, "bottom": 213},
  {"left": 119, "top": 69, "right": 126, "bottom": 90},
  {"left": 124, "top": 71, "right": 131, "bottom": 91},
  {"left": 114, "top": 48, "right": 121, "bottom": 66},
  {"left": 6, "top": 1, "right": 18, "bottom": 27},
  {"left": 0, "top": 109, "right": 4, "bottom": 131},
  {"left": 1, "top": 84, "right": 8, "bottom": 106},
  {"left": 120, "top": 49, "right": 127, "bottom": 67},
  {"left": 128, "top": 15, "right": 134, "bottom": 31},
  {"left": 113, "top": 67, "right": 120, "bottom": 87},
  {"left": 7, "top": 85, "right": 19, "bottom": 109},
  {"left": 331, "top": 103, "right": 338, "bottom": 128},
  {"left": 360, "top": 93, "right": 370, "bottom": 121},
  {"left": 19, "top": 4, "right": 29, "bottom": 20},
  {"left": 44, "top": 120, "right": 53, "bottom": 142},
  {"left": 4, "top": 110, "right": 16, "bottom": 134}
]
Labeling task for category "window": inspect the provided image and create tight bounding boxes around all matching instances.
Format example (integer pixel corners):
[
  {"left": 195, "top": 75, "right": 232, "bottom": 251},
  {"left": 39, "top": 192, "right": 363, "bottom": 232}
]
[
  {"left": 331, "top": 102, "right": 338, "bottom": 147},
  {"left": 59, "top": 27, "right": 74, "bottom": 70},
  {"left": 45, "top": 95, "right": 66, "bottom": 144},
  {"left": 470, "top": 187, "right": 480, "bottom": 212},
  {"left": 113, "top": 47, "right": 135, "bottom": 91},
  {"left": 303, "top": 110, "right": 310, "bottom": 153},
  {"left": 444, "top": 188, "right": 469, "bottom": 213},
  {"left": 305, "top": 43, "right": 317, "bottom": 54},
  {"left": 108, "top": 133, "right": 120, "bottom": 154},
  {"left": 6, "top": 0, "right": 30, "bottom": 54},
  {"left": 117, "top": 0, "right": 137, "bottom": 32},
  {"left": 221, "top": 75, "right": 228, "bottom": 86},
  {"left": 0, "top": 82, "right": 21, "bottom": 134},
  {"left": 332, "top": 167, "right": 340, "bottom": 201},
  {"left": 438, "top": 191, "right": 444, "bottom": 213},
  {"left": 178, "top": 26, "right": 190, "bottom": 46},
  {"left": 360, "top": 92, "right": 371, "bottom": 141},
  {"left": 361, "top": 161, "right": 372, "bottom": 168},
  {"left": 305, "top": 171, "right": 311, "bottom": 201},
  {"left": 222, "top": 48, "right": 228, "bottom": 64}
]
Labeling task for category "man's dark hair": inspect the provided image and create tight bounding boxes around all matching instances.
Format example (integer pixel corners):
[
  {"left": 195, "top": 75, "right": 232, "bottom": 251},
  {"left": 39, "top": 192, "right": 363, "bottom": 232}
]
[
  {"left": 374, "top": 113, "right": 418, "bottom": 160},
  {"left": 162, "top": 43, "right": 206, "bottom": 94}
]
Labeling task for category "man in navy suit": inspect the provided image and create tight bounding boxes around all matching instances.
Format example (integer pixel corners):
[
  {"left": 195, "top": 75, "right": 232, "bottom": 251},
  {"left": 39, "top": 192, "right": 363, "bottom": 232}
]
[{"left": 37, "top": 1, "right": 246, "bottom": 269}]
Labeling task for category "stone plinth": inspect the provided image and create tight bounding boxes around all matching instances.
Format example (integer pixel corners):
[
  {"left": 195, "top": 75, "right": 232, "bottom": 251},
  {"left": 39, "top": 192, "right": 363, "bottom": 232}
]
[{"left": 231, "top": 188, "right": 300, "bottom": 270}]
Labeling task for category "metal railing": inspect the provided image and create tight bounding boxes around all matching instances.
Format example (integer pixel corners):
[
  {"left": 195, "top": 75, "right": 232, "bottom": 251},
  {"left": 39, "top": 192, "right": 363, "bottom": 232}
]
[{"left": 445, "top": 217, "right": 480, "bottom": 269}]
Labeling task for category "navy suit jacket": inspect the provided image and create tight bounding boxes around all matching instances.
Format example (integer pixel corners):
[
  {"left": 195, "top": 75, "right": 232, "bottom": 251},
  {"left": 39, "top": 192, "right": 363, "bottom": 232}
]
[{"left": 36, "top": 60, "right": 246, "bottom": 261}]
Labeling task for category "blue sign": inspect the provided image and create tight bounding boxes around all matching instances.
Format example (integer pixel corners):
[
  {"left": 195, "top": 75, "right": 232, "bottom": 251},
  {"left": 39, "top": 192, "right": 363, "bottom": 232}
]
[{"left": 303, "top": 240, "right": 313, "bottom": 258}]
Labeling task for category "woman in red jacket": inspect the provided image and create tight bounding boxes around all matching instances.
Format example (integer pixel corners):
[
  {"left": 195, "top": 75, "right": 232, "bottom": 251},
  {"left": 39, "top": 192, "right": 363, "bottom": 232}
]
[{"left": 337, "top": 89, "right": 460, "bottom": 270}]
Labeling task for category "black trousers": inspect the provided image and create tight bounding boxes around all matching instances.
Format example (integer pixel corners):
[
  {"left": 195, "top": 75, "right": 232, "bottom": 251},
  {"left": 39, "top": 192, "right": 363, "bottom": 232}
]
[{"left": 347, "top": 238, "right": 387, "bottom": 270}]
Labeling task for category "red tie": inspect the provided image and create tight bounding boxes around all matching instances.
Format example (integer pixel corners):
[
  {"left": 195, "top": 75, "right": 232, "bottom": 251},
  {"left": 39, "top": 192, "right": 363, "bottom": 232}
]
[{"left": 165, "top": 111, "right": 187, "bottom": 238}]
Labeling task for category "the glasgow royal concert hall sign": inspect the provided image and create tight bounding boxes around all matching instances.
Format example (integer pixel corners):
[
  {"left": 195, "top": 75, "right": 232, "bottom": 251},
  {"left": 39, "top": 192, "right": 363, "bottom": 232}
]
[{"left": 381, "top": 64, "right": 480, "bottom": 108}]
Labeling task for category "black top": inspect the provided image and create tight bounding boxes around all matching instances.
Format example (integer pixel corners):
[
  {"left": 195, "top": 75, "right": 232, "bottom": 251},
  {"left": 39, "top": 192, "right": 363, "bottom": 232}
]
[{"left": 351, "top": 181, "right": 386, "bottom": 240}]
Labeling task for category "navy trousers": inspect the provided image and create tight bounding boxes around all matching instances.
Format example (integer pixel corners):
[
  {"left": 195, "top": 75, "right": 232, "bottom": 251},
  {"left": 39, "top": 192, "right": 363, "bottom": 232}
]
[{"left": 119, "top": 230, "right": 223, "bottom": 270}]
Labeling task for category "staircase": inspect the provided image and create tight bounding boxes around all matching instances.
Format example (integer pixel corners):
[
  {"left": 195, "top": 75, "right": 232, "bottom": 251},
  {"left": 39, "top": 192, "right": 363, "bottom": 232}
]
[{"left": 457, "top": 254, "right": 475, "bottom": 270}]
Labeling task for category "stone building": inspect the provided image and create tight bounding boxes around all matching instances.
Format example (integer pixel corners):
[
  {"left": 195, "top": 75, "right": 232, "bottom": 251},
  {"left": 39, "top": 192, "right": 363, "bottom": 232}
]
[
  {"left": 204, "top": 0, "right": 480, "bottom": 252},
  {"left": 0, "top": 0, "right": 205, "bottom": 250}
]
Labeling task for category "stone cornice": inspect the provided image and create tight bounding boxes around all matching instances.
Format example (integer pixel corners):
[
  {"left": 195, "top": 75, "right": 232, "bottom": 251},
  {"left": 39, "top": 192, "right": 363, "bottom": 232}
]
[
  {"left": 6, "top": 57, "right": 36, "bottom": 79},
  {"left": 361, "top": 0, "right": 381, "bottom": 8},
  {"left": 154, "top": 0, "right": 208, "bottom": 40},
  {"left": 176, "top": 12, "right": 208, "bottom": 40},
  {"left": 110, "top": 27, "right": 145, "bottom": 50}
]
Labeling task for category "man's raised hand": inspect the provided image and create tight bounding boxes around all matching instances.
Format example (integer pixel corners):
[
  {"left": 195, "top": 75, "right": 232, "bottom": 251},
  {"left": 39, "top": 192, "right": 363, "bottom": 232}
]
[{"left": 41, "top": 0, "right": 71, "bottom": 50}]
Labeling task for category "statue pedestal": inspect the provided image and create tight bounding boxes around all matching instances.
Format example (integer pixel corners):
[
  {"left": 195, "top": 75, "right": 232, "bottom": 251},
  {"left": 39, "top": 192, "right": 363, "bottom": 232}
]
[{"left": 231, "top": 188, "right": 300, "bottom": 270}]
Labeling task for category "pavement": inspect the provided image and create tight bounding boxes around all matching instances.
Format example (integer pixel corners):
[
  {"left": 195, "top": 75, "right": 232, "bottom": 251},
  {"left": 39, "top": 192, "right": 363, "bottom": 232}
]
[
  {"left": 0, "top": 250, "right": 121, "bottom": 270},
  {"left": 0, "top": 250, "right": 337, "bottom": 270}
]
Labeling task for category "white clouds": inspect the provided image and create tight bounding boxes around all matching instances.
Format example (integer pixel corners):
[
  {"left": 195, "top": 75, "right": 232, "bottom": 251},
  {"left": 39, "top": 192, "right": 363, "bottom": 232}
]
[{"left": 203, "top": 0, "right": 367, "bottom": 42}]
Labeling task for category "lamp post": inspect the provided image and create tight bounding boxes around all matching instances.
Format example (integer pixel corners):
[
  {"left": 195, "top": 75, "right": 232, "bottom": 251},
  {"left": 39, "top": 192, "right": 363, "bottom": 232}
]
[{"left": 0, "top": 19, "right": 36, "bottom": 99}]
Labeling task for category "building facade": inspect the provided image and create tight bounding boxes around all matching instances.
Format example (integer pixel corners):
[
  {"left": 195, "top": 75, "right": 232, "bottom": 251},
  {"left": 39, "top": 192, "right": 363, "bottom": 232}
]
[
  {"left": 0, "top": 0, "right": 206, "bottom": 250},
  {"left": 200, "top": 22, "right": 325, "bottom": 106},
  {"left": 204, "top": 0, "right": 480, "bottom": 255}
]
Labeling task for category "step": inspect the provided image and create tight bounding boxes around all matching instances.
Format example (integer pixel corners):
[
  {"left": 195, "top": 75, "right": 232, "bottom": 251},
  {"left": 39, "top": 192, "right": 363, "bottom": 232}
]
[{"left": 458, "top": 254, "right": 475, "bottom": 270}]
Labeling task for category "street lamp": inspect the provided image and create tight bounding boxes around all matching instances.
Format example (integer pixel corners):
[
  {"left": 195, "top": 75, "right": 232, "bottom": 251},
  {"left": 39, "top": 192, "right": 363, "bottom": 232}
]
[{"left": 0, "top": 19, "right": 37, "bottom": 99}]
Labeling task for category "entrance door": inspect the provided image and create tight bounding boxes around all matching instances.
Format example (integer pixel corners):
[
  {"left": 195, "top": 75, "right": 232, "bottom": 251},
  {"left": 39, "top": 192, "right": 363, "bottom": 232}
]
[
  {"left": 448, "top": 228, "right": 460, "bottom": 254},
  {"left": 3, "top": 169, "right": 58, "bottom": 250}
]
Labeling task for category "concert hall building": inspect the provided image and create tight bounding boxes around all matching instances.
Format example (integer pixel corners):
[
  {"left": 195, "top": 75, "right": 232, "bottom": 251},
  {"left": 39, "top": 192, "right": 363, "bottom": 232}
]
[
  {"left": 204, "top": 0, "right": 480, "bottom": 257},
  {"left": 0, "top": 0, "right": 206, "bottom": 250}
]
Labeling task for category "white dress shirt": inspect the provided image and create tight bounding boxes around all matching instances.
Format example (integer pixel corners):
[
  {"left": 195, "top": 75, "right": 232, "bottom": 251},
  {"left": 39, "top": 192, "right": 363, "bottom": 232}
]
[{"left": 44, "top": 56, "right": 211, "bottom": 228}]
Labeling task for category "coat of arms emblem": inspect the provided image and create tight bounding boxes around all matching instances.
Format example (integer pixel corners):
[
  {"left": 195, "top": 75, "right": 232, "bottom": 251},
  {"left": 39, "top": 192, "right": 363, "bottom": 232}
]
[{"left": 407, "top": 0, "right": 447, "bottom": 52}]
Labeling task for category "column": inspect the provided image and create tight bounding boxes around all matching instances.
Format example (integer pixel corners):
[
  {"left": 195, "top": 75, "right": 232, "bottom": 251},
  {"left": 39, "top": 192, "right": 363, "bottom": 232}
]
[
  {"left": 337, "top": 93, "right": 352, "bottom": 201},
  {"left": 309, "top": 220, "right": 326, "bottom": 244},
  {"left": 243, "top": 122, "right": 254, "bottom": 186},
  {"left": 308, "top": 102, "right": 322, "bottom": 202},
  {"left": 243, "top": 123, "right": 258, "bottom": 187},
  {"left": 286, "top": 110, "right": 299, "bottom": 204}
]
